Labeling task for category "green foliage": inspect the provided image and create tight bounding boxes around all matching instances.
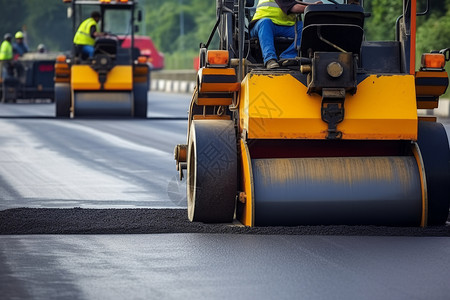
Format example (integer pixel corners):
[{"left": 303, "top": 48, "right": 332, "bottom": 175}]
[
  {"left": 1, "top": 0, "right": 449, "bottom": 72},
  {"left": 0, "top": 0, "right": 71, "bottom": 52},
  {"left": 23, "top": 0, "right": 72, "bottom": 52},
  {"left": 0, "top": 0, "right": 27, "bottom": 36},
  {"left": 143, "top": 0, "right": 216, "bottom": 69},
  {"left": 416, "top": 7, "right": 450, "bottom": 55},
  {"left": 164, "top": 49, "right": 198, "bottom": 69},
  {"left": 416, "top": 8, "right": 450, "bottom": 97},
  {"left": 364, "top": 0, "right": 402, "bottom": 41}
]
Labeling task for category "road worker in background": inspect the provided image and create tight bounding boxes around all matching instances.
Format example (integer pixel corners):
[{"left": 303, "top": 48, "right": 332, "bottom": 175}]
[
  {"left": 0, "top": 33, "right": 13, "bottom": 82},
  {"left": 13, "top": 31, "right": 29, "bottom": 58}
]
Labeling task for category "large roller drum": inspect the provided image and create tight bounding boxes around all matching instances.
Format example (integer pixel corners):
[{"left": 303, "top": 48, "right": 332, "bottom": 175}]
[
  {"left": 252, "top": 156, "right": 424, "bottom": 226},
  {"left": 73, "top": 91, "right": 133, "bottom": 117},
  {"left": 187, "top": 120, "right": 237, "bottom": 223}
]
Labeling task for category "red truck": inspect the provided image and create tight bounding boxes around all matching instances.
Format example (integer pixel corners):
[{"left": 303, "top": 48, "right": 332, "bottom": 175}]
[{"left": 120, "top": 35, "right": 164, "bottom": 70}]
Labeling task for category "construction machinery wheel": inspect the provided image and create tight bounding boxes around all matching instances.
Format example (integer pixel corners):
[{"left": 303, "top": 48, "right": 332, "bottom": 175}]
[
  {"left": 133, "top": 82, "right": 148, "bottom": 118},
  {"left": 417, "top": 121, "right": 450, "bottom": 225},
  {"left": 187, "top": 120, "right": 237, "bottom": 222},
  {"left": 2, "top": 77, "right": 18, "bottom": 103},
  {"left": 55, "top": 83, "right": 71, "bottom": 118}
]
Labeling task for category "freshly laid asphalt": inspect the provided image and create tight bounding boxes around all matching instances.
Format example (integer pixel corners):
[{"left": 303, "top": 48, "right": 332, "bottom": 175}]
[{"left": 1, "top": 208, "right": 449, "bottom": 236}]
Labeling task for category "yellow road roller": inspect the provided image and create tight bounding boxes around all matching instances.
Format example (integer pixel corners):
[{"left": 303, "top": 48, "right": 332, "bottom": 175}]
[
  {"left": 174, "top": 0, "right": 450, "bottom": 226},
  {"left": 54, "top": 0, "right": 149, "bottom": 118}
]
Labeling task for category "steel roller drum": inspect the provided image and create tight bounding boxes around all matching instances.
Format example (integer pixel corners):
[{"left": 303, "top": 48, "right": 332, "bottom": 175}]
[
  {"left": 252, "top": 156, "right": 423, "bottom": 226},
  {"left": 74, "top": 92, "right": 133, "bottom": 117}
]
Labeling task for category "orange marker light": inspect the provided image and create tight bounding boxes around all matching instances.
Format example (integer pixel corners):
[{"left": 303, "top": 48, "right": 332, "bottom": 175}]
[
  {"left": 421, "top": 53, "right": 445, "bottom": 69},
  {"left": 207, "top": 50, "right": 229, "bottom": 66},
  {"left": 56, "top": 55, "right": 67, "bottom": 63},
  {"left": 137, "top": 56, "right": 147, "bottom": 64},
  {"left": 100, "top": 0, "right": 111, "bottom": 3}
]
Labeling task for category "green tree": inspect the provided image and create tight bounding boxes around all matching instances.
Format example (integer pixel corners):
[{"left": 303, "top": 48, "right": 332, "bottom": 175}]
[
  {"left": 364, "top": 0, "right": 403, "bottom": 41},
  {"left": 143, "top": 0, "right": 216, "bottom": 68},
  {"left": 0, "top": 1, "right": 27, "bottom": 42},
  {"left": 23, "top": 0, "right": 72, "bottom": 52},
  {"left": 416, "top": 0, "right": 450, "bottom": 55}
]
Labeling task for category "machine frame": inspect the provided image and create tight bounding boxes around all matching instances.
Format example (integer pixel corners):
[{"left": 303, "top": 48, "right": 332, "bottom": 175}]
[{"left": 175, "top": 0, "right": 450, "bottom": 227}]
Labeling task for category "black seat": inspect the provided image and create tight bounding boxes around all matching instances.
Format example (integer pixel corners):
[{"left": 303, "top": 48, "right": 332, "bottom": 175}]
[
  {"left": 94, "top": 37, "right": 118, "bottom": 57},
  {"left": 300, "top": 4, "right": 365, "bottom": 57}
]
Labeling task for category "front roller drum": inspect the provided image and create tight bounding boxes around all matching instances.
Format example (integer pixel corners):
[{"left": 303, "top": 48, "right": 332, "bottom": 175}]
[
  {"left": 252, "top": 156, "right": 424, "bottom": 226},
  {"left": 187, "top": 120, "right": 237, "bottom": 223},
  {"left": 73, "top": 91, "right": 133, "bottom": 117}
]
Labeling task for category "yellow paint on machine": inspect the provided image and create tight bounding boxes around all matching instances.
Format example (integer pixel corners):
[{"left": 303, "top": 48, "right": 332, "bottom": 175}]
[
  {"left": 412, "top": 143, "right": 428, "bottom": 227},
  {"left": 238, "top": 139, "right": 254, "bottom": 227},
  {"left": 239, "top": 73, "right": 418, "bottom": 140},
  {"left": 71, "top": 65, "right": 133, "bottom": 90},
  {"left": 196, "top": 97, "right": 232, "bottom": 106}
]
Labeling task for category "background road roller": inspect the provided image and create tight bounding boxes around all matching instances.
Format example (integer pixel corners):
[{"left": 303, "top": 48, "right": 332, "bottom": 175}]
[
  {"left": 175, "top": 0, "right": 450, "bottom": 227},
  {"left": 54, "top": 0, "right": 149, "bottom": 118}
]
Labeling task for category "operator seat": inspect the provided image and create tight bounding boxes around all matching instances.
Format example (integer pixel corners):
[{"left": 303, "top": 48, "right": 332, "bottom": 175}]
[
  {"left": 300, "top": 4, "right": 365, "bottom": 58},
  {"left": 94, "top": 36, "right": 118, "bottom": 57}
]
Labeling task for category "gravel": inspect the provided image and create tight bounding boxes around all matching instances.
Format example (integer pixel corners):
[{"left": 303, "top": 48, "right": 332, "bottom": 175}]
[{"left": 1, "top": 208, "right": 449, "bottom": 236}]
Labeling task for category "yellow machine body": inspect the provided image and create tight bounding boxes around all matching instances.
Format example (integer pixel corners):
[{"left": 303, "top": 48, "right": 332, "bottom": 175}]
[
  {"left": 71, "top": 65, "right": 133, "bottom": 91},
  {"left": 178, "top": 1, "right": 450, "bottom": 228},
  {"left": 239, "top": 73, "right": 418, "bottom": 140},
  {"left": 237, "top": 72, "right": 425, "bottom": 227}
]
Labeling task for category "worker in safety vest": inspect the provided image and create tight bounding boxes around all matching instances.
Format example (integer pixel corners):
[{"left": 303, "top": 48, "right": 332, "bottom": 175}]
[
  {"left": 13, "top": 31, "right": 29, "bottom": 58},
  {"left": 73, "top": 11, "right": 103, "bottom": 59},
  {"left": 0, "top": 33, "right": 13, "bottom": 81},
  {"left": 250, "top": 0, "right": 321, "bottom": 69}
]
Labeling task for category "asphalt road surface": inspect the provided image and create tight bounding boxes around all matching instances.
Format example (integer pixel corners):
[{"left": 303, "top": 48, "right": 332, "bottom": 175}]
[
  {"left": 1, "top": 92, "right": 450, "bottom": 299},
  {"left": 0, "top": 93, "right": 189, "bottom": 210}
]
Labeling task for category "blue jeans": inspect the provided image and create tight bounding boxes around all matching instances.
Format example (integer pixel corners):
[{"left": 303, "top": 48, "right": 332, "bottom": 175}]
[
  {"left": 81, "top": 45, "right": 94, "bottom": 58},
  {"left": 250, "top": 18, "right": 303, "bottom": 65}
]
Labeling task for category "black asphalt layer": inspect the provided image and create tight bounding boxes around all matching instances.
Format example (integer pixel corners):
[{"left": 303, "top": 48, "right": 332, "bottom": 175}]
[{"left": 1, "top": 208, "right": 449, "bottom": 236}]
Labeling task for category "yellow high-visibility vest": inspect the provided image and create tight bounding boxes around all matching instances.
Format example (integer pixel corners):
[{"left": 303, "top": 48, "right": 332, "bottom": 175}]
[
  {"left": 0, "top": 40, "right": 13, "bottom": 60},
  {"left": 252, "top": 0, "right": 296, "bottom": 26},
  {"left": 73, "top": 17, "right": 99, "bottom": 46}
]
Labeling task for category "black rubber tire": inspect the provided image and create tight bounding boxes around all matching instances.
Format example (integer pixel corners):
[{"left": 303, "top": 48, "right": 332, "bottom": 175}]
[
  {"left": 2, "top": 78, "right": 18, "bottom": 103},
  {"left": 55, "top": 83, "right": 71, "bottom": 118},
  {"left": 187, "top": 120, "right": 237, "bottom": 223},
  {"left": 417, "top": 121, "right": 450, "bottom": 225},
  {"left": 133, "top": 82, "right": 148, "bottom": 118}
]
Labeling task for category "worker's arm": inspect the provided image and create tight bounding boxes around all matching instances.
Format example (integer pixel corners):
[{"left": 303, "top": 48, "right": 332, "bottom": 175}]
[
  {"left": 90, "top": 25, "right": 104, "bottom": 38},
  {"left": 275, "top": 0, "right": 322, "bottom": 14},
  {"left": 289, "top": 3, "right": 307, "bottom": 14}
]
